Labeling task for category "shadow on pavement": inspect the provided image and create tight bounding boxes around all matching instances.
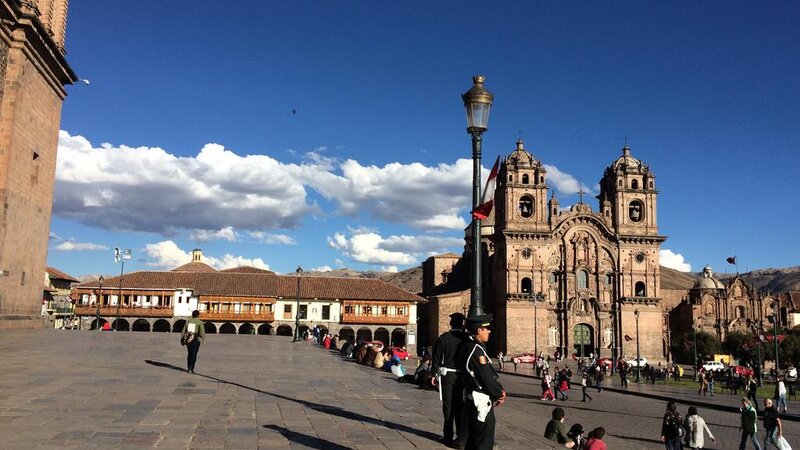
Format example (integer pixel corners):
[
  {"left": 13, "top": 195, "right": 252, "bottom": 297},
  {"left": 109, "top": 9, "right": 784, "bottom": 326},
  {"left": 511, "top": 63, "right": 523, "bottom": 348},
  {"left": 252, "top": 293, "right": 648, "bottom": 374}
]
[
  {"left": 144, "top": 359, "right": 440, "bottom": 443},
  {"left": 610, "top": 433, "right": 663, "bottom": 445},
  {"left": 262, "top": 424, "right": 351, "bottom": 450}
]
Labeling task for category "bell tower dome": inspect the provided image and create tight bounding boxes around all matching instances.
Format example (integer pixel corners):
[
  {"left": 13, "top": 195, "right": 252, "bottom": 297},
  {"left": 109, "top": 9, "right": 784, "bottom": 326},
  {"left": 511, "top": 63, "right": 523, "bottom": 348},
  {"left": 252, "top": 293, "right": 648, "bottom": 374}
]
[
  {"left": 598, "top": 145, "right": 659, "bottom": 236},
  {"left": 496, "top": 140, "right": 549, "bottom": 233}
]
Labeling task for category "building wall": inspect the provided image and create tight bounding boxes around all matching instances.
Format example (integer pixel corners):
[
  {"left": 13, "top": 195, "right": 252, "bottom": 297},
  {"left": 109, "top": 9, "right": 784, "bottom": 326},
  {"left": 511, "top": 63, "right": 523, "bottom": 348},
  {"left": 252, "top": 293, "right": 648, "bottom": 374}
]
[{"left": 0, "top": 2, "right": 74, "bottom": 327}]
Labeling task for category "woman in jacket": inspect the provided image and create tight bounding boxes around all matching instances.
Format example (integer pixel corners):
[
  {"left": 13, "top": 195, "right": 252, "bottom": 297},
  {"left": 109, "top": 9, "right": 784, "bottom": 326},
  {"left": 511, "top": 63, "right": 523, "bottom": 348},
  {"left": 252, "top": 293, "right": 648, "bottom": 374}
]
[{"left": 683, "top": 406, "right": 715, "bottom": 449}]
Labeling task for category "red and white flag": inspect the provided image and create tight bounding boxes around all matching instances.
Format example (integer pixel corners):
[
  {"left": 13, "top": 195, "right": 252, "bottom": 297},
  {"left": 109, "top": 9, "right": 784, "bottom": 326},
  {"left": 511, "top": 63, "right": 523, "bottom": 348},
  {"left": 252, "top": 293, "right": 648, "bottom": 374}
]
[{"left": 472, "top": 156, "right": 500, "bottom": 220}]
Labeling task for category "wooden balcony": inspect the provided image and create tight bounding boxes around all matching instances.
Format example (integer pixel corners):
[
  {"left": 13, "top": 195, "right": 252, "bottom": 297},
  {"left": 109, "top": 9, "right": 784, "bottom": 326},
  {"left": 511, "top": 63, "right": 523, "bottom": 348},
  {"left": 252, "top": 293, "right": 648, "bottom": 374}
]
[
  {"left": 199, "top": 311, "right": 275, "bottom": 322},
  {"left": 74, "top": 305, "right": 173, "bottom": 318},
  {"left": 340, "top": 312, "right": 409, "bottom": 325}
]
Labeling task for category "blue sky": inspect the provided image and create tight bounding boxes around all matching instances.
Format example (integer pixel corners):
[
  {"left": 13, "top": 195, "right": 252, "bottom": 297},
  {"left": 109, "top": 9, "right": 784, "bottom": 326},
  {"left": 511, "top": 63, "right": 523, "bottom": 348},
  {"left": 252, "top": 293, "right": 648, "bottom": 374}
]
[{"left": 48, "top": 1, "right": 800, "bottom": 278}]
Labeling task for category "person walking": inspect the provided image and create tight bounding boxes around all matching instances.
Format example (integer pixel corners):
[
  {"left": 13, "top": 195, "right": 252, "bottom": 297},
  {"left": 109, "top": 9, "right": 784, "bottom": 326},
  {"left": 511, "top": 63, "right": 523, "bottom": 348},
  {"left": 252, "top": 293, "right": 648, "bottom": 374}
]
[
  {"left": 431, "top": 312, "right": 467, "bottom": 448},
  {"left": 698, "top": 371, "right": 708, "bottom": 396},
  {"left": 181, "top": 310, "right": 206, "bottom": 374},
  {"left": 762, "top": 398, "right": 783, "bottom": 450},
  {"left": 660, "top": 401, "right": 684, "bottom": 450},
  {"left": 497, "top": 351, "right": 505, "bottom": 371},
  {"left": 775, "top": 376, "right": 789, "bottom": 413},
  {"left": 684, "top": 406, "right": 715, "bottom": 450},
  {"left": 459, "top": 314, "right": 506, "bottom": 450},
  {"left": 748, "top": 375, "right": 760, "bottom": 413},
  {"left": 706, "top": 371, "right": 715, "bottom": 397},
  {"left": 739, "top": 397, "right": 762, "bottom": 450},
  {"left": 619, "top": 358, "right": 629, "bottom": 388},
  {"left": 581, "top": 373, "right": 593, "bottom": 403},
  {"left": 542, "top": 370, "right": 555, "bottom": 401},
  {"left": 595, "top": 365, "right": 604, "bottom": 392}
]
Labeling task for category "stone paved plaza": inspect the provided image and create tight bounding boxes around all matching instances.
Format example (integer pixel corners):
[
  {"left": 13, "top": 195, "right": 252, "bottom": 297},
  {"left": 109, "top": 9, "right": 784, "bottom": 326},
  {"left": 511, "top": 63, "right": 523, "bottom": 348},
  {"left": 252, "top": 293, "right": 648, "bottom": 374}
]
[{"left": 1, "top": 329, "right": 799, "bottom": 449}]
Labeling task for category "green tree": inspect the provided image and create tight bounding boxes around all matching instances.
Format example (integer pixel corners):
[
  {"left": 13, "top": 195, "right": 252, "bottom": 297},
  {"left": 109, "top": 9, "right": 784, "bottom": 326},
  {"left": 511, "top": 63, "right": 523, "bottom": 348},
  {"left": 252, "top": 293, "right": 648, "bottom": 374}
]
[
  {"left": 723, "top": 331, "right": 758, "bottom": 363},
  {"left": 695, "top": 331, "right": 721, "bottom": 361},
  {"left": 776, "top": 330, "right": 800, "bottom": 368}
]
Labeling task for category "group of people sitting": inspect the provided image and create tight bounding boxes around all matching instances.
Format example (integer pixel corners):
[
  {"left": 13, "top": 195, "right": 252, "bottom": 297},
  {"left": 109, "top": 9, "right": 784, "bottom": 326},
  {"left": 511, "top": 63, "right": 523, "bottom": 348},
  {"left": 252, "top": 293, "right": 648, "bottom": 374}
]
[
  {"left": 544, "top": 407, "right": 607, "bottom": 449},
  {"left": 337, "top": 339, "right": 410, "bottom": 378}
]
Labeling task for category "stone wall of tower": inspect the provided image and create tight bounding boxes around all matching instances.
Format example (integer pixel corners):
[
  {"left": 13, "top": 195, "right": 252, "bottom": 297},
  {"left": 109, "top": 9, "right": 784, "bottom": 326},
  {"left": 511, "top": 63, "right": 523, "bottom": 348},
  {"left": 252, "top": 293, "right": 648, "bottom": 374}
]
[{"left": 0, "top": 1, "right": 75, "bottom": 328}]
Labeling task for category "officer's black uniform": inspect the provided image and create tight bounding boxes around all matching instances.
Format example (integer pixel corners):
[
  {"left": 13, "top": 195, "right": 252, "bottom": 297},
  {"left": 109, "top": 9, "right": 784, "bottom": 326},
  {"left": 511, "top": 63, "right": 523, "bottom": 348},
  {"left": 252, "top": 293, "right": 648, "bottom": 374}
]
[
  {"left": 460, "top": 314, "right": 505, "bottom": 450},
  {"left": 431, "top": 312, "right": 467, "bottom": 446}
]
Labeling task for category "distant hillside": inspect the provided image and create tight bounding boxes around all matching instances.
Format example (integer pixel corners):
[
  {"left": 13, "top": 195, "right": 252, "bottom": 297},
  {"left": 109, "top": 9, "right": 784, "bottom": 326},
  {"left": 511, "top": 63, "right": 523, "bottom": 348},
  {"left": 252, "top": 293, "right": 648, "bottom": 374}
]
[
  {"left": 717, "top": 267, "right": 800, "bottom": 293},
  {"left": 301, "top": 267, "right": 423, "bottom": 294},
  {"left": 661, "top": 266, "right": 697, "bottom": 290}
]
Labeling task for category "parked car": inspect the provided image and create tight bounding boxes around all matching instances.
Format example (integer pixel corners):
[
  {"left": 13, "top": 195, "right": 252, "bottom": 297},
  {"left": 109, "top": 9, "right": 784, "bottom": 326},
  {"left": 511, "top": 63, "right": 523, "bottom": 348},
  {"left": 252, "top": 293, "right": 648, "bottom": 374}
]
[
  {"left": 511, "top": 353, "right": 538, "bottom": 365},
  {"left": 733, "top": 365, "right": 754, "bottom": 378},
  {"left": 702, "top": 361, "right": 725, "bottom": 372},
  {"left": 626, "top": 357, "right": 648, "bottom": 367},
  {"left": 390, "top": 346, "right": 409, "bottom": 360}
]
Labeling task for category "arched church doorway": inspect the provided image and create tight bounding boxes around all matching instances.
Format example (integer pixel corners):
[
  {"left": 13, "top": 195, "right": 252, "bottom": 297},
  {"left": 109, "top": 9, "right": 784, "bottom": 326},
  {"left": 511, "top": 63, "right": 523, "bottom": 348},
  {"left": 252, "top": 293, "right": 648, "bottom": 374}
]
[{"left": 573, "top": 323, "right": 594, "bottom": 358}]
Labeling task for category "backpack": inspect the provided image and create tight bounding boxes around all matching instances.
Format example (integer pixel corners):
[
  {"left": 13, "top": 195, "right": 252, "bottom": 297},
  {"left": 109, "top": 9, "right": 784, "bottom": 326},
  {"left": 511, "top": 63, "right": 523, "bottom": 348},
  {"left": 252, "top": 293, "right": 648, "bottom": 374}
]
[
  {"left": 666, "top": 413, "right": 685, "bottom": 438},
  {"left": 181, "top": 331, "right": 196, "bottom": 346}
]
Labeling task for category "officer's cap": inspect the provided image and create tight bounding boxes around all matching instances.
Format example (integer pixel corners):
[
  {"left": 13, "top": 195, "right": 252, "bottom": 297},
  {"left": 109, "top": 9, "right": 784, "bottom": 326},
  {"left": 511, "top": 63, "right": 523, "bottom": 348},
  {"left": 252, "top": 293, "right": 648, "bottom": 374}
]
[{"left": 466, "top": 313, "right": 493, "bottom": 333}]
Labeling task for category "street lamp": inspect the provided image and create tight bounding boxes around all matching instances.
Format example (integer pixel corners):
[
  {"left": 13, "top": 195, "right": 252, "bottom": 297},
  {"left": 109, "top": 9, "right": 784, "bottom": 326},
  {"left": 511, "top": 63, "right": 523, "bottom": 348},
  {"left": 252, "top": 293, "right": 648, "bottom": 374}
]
[
  {"left": 772, "top": 301, "right": 780, "bottom": 373},
  {"left": 747, "top": 319, "right": 764, "bottom": 386},
  {"left": 462, "top": 75, "right": 493, "bottom": 317},
  {"left": 95, "top": 275, "right": 104, "bottom": 331},
  {"left": 293, "top": 266, "right": 303, "bottom": 342},
  {"left": 692, "top": 321, "right": 699, "bottom": 382},
  {"left": 634, "top": 309, "right": 641, "bottom": 383},
  {"left": 114, "top": 248, "right": 131, "bottom": 331}
]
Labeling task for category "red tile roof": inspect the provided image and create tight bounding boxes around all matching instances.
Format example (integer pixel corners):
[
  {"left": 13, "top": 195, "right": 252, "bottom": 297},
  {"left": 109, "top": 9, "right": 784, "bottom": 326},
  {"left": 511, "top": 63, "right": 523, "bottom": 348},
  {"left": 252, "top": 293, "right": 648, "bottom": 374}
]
[
  {"left": 46, "top": 267, "right": 79, "bottom": 283},
  {"left": 73, "top": 270, "right": 424, "bottom": 303},
  {"left": 171, "top": 261, "right": 217, "bottom": 273}
]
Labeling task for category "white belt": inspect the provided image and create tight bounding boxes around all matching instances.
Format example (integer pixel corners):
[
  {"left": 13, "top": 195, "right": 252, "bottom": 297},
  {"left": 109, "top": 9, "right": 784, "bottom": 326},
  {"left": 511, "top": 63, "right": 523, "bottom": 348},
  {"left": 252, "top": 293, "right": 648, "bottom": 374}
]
[{"left": 439, "top": 367, "right": 459, "bottom": 375}]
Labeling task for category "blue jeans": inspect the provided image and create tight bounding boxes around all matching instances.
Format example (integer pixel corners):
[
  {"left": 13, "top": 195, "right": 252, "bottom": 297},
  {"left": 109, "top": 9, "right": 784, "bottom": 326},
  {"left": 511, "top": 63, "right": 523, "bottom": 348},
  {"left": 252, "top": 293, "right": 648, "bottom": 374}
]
[
  {"left": 763, "top": 428, "right": 779, "bottom": 450},
  {"left": 186, "top": 340, "right": 201, "bottom": 372},
  {"left": 740, "top": 430, "right": 763, "bottom": 450},
  {"left": 777, "top": 394, "right": 788, "bottom": 411},
  {"left": 665, "top": 437, "right": 683, "bottom": 450}
]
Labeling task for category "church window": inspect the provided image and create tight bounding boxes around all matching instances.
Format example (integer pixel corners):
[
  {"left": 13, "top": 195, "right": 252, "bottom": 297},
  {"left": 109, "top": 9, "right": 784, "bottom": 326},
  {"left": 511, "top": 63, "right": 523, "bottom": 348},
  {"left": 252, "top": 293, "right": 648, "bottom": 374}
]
[
  {"left": 605, "top": 273, "right": 613, "bottom": 285},
  {"left": 705, "top": 303, "right": 714, "bottom": 315},
  {"left": 521, "top": 277, "right": 532, "bottom": 294},
  {"left": 540, "top": 176, "right": 544, "bottom": 183},
  {"left": 631, "top": 179, "right": 639, "bottom": 189},
  {"left": 735, "top": 305, "right": 745, "bottom": 318},
  {"left": 550, "top": 272, "right": 558, "bottom": 284},
  {"left": 618, "top": 180, "right": 622, "bottom": 187},
  {"left": 509, "top": 175, "right": 512, "bottom": 182},
  {"left": 521, "top": 247, "right": 532, "bottom": 259},
  {"left": 635, "top": 281, "right": 646, "bottom": 297},
  {"left": 577, "top": 270, "right": 588, "bottom": 289},
  {"left": 628, "top": 200, "right": 644, "bottom": 222},
  {"left": 519, "top": 196, "right": 534, "bottom": 218},
  {"left": 522, "top": 174, "right": 529, "bottom": 184}
]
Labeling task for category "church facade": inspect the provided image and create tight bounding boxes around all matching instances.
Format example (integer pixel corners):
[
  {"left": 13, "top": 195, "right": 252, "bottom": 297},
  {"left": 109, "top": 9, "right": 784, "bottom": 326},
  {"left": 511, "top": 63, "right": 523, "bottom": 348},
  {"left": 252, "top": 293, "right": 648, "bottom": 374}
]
[{"left": 423, "top": 141, "right": 668, "bottom": 362}]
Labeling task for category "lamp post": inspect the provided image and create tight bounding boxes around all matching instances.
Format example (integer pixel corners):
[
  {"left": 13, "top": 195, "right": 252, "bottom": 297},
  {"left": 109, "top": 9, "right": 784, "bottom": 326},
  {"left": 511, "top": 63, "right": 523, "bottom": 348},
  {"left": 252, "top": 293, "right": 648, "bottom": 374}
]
[
  {"left": 114, "top": 248, "right": 131, "bottom": 331},
  {"left": 748, "top": 319, "right": 764, "bottom": 386},
  {"left": 293, "top": 266, "right": 303, "bottom": 342},
  {"left": 95, "top": 275, "right": 104, "bottom": 331},
  {"left": 634, "top": 309, "right": 641, "bottom": 383},
  {"left": 462, "top": 75, "right": 494, "bottom": 317},
  {"left": 772, "top": 301, "right": 780, "bottom": 373},
  {"left": 692, "top": 321, "right": 699, "bottom": 382}
]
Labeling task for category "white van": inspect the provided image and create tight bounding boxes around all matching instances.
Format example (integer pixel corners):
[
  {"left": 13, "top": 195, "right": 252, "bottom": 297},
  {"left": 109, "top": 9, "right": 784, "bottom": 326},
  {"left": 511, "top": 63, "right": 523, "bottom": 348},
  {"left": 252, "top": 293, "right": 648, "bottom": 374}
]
[{"left": 702, "top": 361, "right": 725, "bottom": 371}]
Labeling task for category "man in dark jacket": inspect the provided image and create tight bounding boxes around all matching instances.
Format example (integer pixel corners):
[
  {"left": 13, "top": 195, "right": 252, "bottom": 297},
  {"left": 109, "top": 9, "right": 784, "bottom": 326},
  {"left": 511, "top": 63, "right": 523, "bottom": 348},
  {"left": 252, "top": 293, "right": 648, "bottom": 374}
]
[
  {"left": 431, "top": 312, "right": 467, "bottom": 447},
  {"left": 181, "top": 310, "right": 206, "bottom": 374},
  {"left": 460, "top": 314, "right": 506, "bottom": 450}
]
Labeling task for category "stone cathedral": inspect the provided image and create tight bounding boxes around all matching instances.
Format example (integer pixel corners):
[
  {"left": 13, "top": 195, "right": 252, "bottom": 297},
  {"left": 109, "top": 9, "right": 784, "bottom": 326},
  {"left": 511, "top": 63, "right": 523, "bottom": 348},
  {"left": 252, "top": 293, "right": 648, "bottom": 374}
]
[{"left": 423, "top": 140, "right": 667, "bottom": 362}]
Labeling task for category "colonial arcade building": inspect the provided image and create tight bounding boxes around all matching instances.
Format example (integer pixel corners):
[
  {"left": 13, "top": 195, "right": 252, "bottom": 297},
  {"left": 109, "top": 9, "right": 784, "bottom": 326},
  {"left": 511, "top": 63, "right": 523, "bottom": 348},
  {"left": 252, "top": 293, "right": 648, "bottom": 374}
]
[
  {"left": 71, "top": 250, "right": 423, "bottom": 352},
  {"left": 423, "top": 141, "right": 667, "bottom": 361}
]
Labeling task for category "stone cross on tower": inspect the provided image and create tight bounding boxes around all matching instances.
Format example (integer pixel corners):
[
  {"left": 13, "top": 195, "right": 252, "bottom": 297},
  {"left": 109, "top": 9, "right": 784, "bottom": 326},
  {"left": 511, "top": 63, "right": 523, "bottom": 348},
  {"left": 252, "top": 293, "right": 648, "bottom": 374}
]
[{"left": 577, "top": 188, "right": 585, "bottom": 204}]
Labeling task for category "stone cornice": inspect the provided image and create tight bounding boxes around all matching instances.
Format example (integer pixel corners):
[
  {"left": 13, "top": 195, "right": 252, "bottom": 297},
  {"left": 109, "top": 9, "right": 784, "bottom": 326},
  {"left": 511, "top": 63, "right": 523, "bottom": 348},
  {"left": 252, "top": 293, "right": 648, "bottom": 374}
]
[
  {"left": 620, "top": 296, "right": 661, "bottom": 306},
  {"left": 618, "top": 234, "right": 668, "bottom": 244}
]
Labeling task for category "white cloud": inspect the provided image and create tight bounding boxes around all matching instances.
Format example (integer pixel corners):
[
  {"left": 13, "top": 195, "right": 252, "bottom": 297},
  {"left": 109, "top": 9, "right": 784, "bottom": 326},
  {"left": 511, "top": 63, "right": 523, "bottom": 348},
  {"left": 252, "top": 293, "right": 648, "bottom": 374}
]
[
  {"left": 660, "top": 249, "right": 692, "bottom": 272},
  {"left": 49, "top": 232, "right": 63, "bottom": 241},
  {"left": 380, "top": 266, "right": 399, "bottom": 273},
  {"left": 53, "top": 241, "right": 109, "bottom": 251},
  {"left": 334, "top": 258, "right": 344, "bottom": 267},
  {"left": 310, "top": 265, "right": 333, "bottom": 272},
  {"left": 327, "top": 228, "right": 463, "bottom": 268},
  {"left": 543, "top": 164, "right": 593, "bottom": 197},
  {"left": 143, "top": 240, "right": 269, "bottom": 270},
  {"left": 54, "top": 131, "right": 591, "bottom": 235},
  {"left": 190, "top": 226, "right": 239, "bottom": 242},
  {"left": 249, "top": 231, "right": 297, "bottom": 245}
]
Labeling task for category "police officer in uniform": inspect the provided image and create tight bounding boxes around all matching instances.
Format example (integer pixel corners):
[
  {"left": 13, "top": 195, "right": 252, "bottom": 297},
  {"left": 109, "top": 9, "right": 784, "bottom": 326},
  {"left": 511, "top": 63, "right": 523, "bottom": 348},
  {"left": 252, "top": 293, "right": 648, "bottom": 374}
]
[
  {"left": 460, "top": 313, "right": 506, "bottom": 450},
  {"left": 431, "top": 312, "right": 467, "bottom": 447}
]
